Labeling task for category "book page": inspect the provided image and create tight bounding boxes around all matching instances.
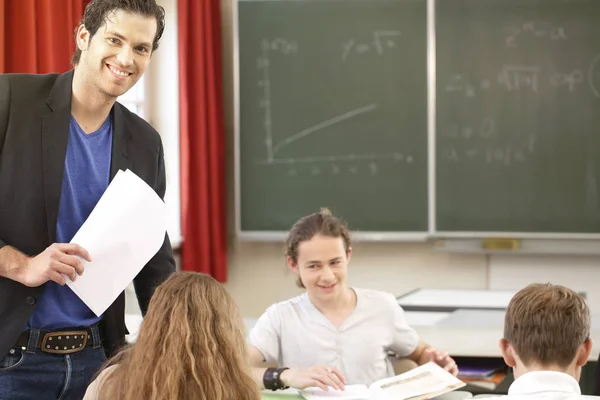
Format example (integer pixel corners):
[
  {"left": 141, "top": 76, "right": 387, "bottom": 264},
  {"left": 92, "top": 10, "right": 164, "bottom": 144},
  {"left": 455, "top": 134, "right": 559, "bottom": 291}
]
[{"left": 369, "top": 362, "right": 466, "bottom": 400}]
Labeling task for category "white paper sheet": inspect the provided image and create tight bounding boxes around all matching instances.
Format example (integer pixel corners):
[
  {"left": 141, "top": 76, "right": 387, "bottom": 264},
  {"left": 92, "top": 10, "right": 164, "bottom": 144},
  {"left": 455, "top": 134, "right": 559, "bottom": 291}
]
[{"left": 65, "top": 169, "right": 167, "bottom": 316}]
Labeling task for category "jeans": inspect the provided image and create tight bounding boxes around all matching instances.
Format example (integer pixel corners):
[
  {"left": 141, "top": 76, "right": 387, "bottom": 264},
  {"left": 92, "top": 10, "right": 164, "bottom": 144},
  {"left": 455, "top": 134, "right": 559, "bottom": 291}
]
[{"left": 0, "top": 326, "right": 107, "bottom": 400}]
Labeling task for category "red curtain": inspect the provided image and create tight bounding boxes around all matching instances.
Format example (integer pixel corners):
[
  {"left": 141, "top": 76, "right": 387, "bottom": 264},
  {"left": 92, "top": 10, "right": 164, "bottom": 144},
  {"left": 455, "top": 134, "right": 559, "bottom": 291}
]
[
  {"left": 0, "top": 0, "right": 89, "bottom": 74},
  {"left": 178, "top": 0, "right": 227, "bottom": 281}
]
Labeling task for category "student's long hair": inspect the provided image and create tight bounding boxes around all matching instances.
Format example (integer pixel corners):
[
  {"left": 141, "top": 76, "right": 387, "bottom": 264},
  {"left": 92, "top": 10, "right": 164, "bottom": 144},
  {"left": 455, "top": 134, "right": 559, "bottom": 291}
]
[{"left": 97, "top": 271, "right": 260, "bottom": 400}]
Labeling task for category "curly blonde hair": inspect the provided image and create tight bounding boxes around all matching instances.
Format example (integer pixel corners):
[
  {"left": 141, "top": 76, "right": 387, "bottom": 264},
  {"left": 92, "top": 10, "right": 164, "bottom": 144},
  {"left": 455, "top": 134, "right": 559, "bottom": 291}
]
[{"left": 97, "top": 271, "right": 260, "bottom": 400}]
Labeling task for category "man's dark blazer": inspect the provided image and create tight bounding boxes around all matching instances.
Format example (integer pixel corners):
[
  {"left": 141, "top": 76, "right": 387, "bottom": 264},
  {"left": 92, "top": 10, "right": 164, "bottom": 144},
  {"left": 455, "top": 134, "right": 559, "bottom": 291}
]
[
  {"left": 0, "top": 70, "right": 176, "bottom": 358},
  {"left": 594, "top": 353, "right": 600, "bottom": 395}
]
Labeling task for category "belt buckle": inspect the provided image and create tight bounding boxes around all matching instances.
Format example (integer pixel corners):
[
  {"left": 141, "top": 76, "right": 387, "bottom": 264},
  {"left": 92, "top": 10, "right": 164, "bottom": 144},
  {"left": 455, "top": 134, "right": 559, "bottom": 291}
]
[{"left": 40, "top": 330, "right": 89, "bottom": 354}]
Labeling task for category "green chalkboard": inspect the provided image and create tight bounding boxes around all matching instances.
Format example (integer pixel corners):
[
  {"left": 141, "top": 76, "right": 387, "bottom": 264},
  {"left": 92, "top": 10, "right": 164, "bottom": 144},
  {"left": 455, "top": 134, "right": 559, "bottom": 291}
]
[
  {"left": 236, "top": 0, "right": 600, "bottom": 237},
  {"left": 237, "top": 0, "right": 428, "bottom": 234},
  {"left": 436, "top": 0, "right": 600, "bottom": 233}
]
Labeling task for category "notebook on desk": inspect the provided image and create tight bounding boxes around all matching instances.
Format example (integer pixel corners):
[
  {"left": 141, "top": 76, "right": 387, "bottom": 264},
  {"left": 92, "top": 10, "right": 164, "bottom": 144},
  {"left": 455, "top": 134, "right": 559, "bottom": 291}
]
[{"left": 456, "top": 357, "right": 508, "bottom": 391}]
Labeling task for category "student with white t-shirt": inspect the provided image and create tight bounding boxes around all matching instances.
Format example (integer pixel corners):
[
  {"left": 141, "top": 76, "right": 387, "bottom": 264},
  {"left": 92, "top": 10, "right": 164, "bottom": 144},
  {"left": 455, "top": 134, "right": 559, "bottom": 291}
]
[
  {"left": 248, "top": 208, "right": 458, "bottom": 392},
  {"left": 477, "top": 283, "right": 599, "bottom": 400}
]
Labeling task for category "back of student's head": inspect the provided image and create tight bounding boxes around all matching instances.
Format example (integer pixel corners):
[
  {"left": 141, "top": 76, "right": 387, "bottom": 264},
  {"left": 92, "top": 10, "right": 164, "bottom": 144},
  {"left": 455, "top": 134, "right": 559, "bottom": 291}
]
[
  {"left": 285, "top": 208, "right": 351, "bottom": 288},
  {"left": 504, "top": 283, "right": 590, "bottom": 368},
  {"left": 98, "top": 271, "right": 260, "bottom": 400}
]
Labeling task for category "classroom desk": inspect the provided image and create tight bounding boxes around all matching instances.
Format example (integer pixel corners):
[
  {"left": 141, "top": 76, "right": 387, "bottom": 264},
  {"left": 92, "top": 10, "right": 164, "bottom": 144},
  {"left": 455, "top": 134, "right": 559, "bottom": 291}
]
[
  {"left": 411, "top": 311, "right": 600, "bottom": 360},
  {"left": 261, "top": 392, "right": 302, "bottom": 400},
  {"left": 398, "top": 288, "right": 600, "bottom": 359},
  {"left": 397, "top": 289, "right": 517, "bottom": 312}
]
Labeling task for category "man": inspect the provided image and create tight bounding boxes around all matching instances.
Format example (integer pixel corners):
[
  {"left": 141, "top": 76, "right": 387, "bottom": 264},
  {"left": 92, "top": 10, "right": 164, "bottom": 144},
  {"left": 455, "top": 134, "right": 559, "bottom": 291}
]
[
  {"left": 484, "top": 283, "right": 597, "bottom": 399},
  {"left": 0, "top": 0, "right": 175, "bottom": 398}
]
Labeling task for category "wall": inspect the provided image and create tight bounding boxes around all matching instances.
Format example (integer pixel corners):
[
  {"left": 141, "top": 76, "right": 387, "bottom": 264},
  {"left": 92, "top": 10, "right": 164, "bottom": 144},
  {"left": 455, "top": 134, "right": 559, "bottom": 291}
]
[{"left": 490, "top": 255, "right": 600, "bottom": 316}]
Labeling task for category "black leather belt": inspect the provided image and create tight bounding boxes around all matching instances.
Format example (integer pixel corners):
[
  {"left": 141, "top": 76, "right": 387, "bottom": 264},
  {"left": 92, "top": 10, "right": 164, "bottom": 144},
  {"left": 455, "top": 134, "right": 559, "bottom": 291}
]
[{"left": 16, "top": 328, "right": 95, "bottom": 354}]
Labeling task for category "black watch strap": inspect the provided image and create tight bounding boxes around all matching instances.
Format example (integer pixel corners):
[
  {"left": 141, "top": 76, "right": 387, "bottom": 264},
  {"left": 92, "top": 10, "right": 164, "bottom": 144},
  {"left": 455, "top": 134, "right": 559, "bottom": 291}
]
[{"left": 263, "top": 367, "right": 290, "bottom": 391}]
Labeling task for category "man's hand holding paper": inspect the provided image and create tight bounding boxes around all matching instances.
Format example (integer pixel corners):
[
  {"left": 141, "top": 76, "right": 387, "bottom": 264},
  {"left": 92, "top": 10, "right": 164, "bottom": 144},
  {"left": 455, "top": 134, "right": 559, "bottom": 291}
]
[{"left": 65, "top": 169, "right": 168, "bottom": 316}]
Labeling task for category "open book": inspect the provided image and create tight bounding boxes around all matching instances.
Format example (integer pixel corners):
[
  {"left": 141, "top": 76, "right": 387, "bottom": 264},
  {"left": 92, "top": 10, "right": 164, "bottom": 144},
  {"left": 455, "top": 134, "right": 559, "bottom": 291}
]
[{"left": 300, "top": 362, "right": 466, "bottom": 400}]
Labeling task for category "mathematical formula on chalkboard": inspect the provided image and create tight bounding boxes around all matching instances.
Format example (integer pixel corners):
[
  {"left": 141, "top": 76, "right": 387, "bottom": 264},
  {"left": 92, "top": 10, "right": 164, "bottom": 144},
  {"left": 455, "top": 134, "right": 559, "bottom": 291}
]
[
  {"left": 254, "top": 32, "right": 413, "bottom": 177},
  {"left": 437, "top": 16, "right": 600, "bottom": 167},
  {"left": 443, "top": 58, "right": 600, "bottom": 98}
]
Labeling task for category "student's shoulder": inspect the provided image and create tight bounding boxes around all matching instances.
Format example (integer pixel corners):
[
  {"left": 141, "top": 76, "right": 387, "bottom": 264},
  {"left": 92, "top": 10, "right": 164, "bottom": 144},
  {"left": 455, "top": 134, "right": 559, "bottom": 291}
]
[
  {"left": 260, "top": 293, "right": 309, "bottom": 318},
  {"left": 93, "top": 364, "right": 118, "bottom": 384},
  {"left": 83, "top": 365, "right": 118, "bottom": 400}
]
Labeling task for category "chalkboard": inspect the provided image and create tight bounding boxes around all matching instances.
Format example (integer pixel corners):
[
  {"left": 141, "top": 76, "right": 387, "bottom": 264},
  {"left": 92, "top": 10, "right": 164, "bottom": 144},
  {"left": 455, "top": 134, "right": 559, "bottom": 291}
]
[
  {"left": 236, "top": 0, "right": 600, "bottom": 238},
  {"left": 237, "top": 0, "right": 428, "bottom": 234},
  {"left": 436, "top": 0, "right": 600, "bottom": 233}
]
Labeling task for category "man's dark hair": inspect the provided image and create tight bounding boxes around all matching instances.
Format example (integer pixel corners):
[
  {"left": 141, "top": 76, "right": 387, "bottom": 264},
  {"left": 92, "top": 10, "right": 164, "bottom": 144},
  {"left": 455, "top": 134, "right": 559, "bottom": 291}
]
[{"left": 72, "top": 0, "right": 165, "bottom": 65}]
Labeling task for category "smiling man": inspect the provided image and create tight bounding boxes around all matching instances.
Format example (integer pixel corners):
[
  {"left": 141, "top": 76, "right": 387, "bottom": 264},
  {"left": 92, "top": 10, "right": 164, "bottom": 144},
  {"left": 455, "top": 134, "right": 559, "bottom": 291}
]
[{"left": 0, "top": 0, "right": 175, "bottom": 398}]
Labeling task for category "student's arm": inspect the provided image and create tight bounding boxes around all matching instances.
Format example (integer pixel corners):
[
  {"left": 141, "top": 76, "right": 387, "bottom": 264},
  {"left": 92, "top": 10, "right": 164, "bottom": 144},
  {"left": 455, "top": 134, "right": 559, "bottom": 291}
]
[
  {"left": 247, "top": 305, "right": 345, "bottom": 391},
  {"left": 248, "top": 345, "right": 269, "bottom": 388},
  {"left": 405, "top": 340, "right": 458, "bottom": 375},
  {"left": 248, "top": 344, "right": 345, "bottom": 391},
  {"left": 386, "top": 293, "right": 458, "bottom": 375}
]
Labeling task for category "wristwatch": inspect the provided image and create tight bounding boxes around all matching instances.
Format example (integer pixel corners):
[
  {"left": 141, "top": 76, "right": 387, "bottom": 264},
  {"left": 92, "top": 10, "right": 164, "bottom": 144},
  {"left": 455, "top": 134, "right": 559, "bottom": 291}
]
[{"left": 263, "top": 367, "right": 290, "bottom": 391}]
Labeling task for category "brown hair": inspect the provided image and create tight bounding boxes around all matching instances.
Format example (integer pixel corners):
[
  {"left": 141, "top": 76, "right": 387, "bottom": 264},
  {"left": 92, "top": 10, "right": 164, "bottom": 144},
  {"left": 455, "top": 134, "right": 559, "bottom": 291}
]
[
  {"left": 504, "top": 283, "right": 590, "bottom": 367},
  {"left": 72, "top": 0, "right": 165, "bottom": 65},
  {"left": 97, "top": 271, "right": 260, "bottom": 400},
  {"left": 285, "top": 208, "right": 351, "bottom": 288}
]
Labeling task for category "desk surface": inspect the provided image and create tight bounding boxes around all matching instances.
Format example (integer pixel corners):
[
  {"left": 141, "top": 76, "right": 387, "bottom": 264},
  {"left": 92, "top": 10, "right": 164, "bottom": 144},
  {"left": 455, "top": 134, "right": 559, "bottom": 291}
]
[
  {"left": 409, "top": 309, "right": 600, "bottom": 361},
  {"left": 261, "top": 392, "right": 302, "bottom": 400},
  {"left": 395, "top": 289, "right": 600, "bottom": 360},
  {"left": 397, "top": 289, "right": 517, "bottom": 311}
]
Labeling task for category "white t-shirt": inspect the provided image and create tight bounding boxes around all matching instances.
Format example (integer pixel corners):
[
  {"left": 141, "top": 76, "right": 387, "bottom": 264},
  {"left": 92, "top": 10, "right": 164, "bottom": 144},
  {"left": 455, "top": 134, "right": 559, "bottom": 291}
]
[
  {"left": 482, "top": 371, "right": 600, "bottom": 400},
  {"left": 248, "top": 288, "right": 419, "bottom": 385}
]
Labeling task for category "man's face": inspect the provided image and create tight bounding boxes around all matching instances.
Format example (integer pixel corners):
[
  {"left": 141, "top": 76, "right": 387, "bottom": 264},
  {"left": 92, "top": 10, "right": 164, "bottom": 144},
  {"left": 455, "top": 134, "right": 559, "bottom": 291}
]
[{"left": 76, "top": 10, "right": 156, "bottom": 98}]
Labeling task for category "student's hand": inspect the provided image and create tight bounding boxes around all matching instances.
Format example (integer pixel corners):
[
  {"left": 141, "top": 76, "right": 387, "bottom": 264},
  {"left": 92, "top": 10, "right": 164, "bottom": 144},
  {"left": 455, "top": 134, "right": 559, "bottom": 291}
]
[
  {"left": 280, "top": 365, "right": 346, "bottom": 391},
  {"left": 18, "top": 243, "right": 91, "bottom": 287},
  {"left": 419, "top": 347, "right": 459, "bottom": 376}
]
